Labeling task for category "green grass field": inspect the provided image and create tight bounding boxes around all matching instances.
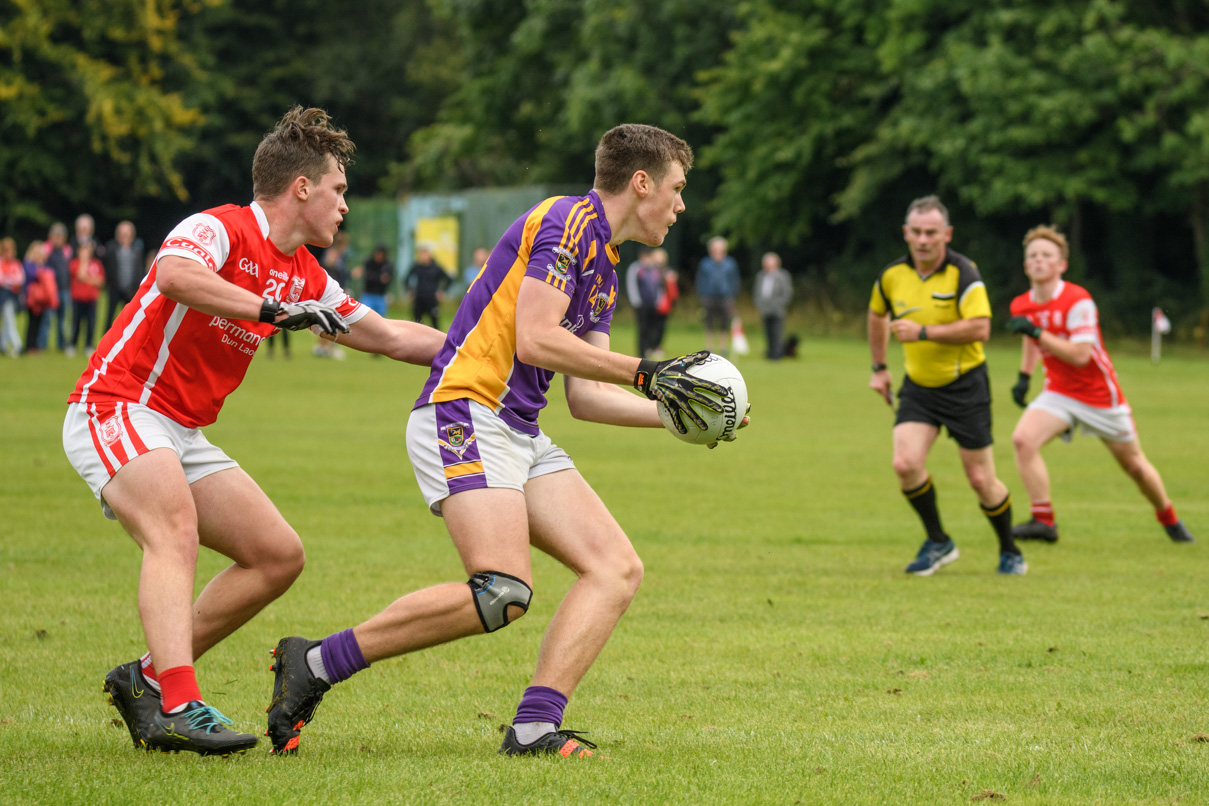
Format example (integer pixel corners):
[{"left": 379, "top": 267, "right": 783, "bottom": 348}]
[{"left": 2, "top": 319, "right": 1206, "bottom": 805}]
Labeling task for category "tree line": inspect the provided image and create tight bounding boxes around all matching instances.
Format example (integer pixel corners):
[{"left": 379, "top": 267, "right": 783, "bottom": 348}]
[{"left": 4, "top": 0, "right": 1208, "bottom": 335}]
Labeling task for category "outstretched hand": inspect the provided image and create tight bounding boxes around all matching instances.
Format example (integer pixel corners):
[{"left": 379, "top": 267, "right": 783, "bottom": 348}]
[
  {"left": 1005, "top": 316, "right": 1041, "bottom": 339},
  {"left": 634, "top": 350, "right": 727, "bottom": 434},
  {"left": 261, "top": 298, "right": 350, "bottom": 337}
]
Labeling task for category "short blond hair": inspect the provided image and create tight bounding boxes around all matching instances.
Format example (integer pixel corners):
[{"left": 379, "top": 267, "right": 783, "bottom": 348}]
[{"left": 1023, "top": 224, "right": 1068, "bottom": 260}]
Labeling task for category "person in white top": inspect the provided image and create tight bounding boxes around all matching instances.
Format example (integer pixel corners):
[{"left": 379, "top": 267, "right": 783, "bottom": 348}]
[{"left": 62, "top": 107, "right": 444, "bottom": 757}]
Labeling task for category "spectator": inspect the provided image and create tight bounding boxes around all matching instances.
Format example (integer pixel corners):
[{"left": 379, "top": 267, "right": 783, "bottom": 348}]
[
  {"left": 322, "top": 231, "right": 350, "bottom": 290},
  {"left": 753, "top": 252, "right": 794, "bottom": 360},
  {"left": 404, "top": 244, "right": 451, "bottom": 329},
  {"left": 358, "top": 244, "right": 394, "bottom": 318},
  {"left": 313, "top": 233, "right": 352, "bottom": 358},
  {"left": 0, "top": 237, "right": 24, "bottom": 357},
  {"left": 264, "top": 330, "right": 291, "bottom": 358},
  {"left": 458, "top": 246, "right": 490, "bottom": 300},
  {"left": 67, "top": 243, "right": 106, "bottom": 356},
  {"left": 44, "top": 222, "right": 71, "bottom": 351},
  {"left": 625, "top": 248, "right": 661, "bottom": 357},
  {"left": 650, "top": 248, "right": 678, "bottom": 360},
  {"left": 695, "top": 236, "right": 739, "bottom": 354},
  {"left": 69, "top": 213, "right": 104, "bottom": 260},
  {"left": 102, "top": 221, "right": 145, "bottom": 329},
  {"left": 22, "top": 240, "right": 58, "bottom": 354}
]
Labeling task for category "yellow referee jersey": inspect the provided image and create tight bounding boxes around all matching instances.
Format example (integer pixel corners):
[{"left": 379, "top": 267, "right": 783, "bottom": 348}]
[{"left": 869, "top": 249, "right": 991, "bottom": 387}]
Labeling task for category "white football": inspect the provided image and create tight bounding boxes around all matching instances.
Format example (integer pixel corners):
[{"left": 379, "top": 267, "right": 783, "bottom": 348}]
[{"left": 657, "top": 353, "right": 748, "bottom": 445}]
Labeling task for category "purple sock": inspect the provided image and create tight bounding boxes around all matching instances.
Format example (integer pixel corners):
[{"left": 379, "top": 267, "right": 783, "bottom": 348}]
[
  {"left": 319, "top": 628, "right": 369, "bottom": 684},
  {"left": 514, "top": 685, "right": 568, "bottom": 727}
]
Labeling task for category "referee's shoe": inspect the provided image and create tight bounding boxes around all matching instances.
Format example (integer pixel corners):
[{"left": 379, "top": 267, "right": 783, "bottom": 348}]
[{"left": 905, "top": 538, "right": 958, "bottom": 575}]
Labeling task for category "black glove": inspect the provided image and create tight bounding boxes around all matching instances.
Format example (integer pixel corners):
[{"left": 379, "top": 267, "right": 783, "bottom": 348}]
[
  {"left": 1005, "top": 316, "right": 1042, "bottom": 339},
  {"left": 634, "top": 351, "right": 727, "bottom": 434},
  {"left": 1011, "top": 371, "right": 1030, "bottom": 408},
  {"left": 260, "top": 298, "right": 350, "bottom": 336}
]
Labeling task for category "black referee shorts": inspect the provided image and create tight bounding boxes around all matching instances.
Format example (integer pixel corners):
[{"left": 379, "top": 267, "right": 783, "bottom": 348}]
[{"left": 895, "top": 363, "right": 994, "bottom": 450}]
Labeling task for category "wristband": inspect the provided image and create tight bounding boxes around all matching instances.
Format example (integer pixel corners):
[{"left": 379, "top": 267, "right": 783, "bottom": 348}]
[
  {"left": 633, "top": 358, "right": 658, "bottom": 394},
  {"left": 872, "top": 363, "right": 887, "bottom": 372},
  {"left": 259, "top": 298, "right": 282, "bottom": 324},
  {"left": 918, "top": 326, "right": 928, "bottom": 341}
]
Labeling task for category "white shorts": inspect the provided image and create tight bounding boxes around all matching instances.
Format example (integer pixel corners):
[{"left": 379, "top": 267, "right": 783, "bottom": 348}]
[
  {"left": 406, "top": 399, "right": 576, "bottom": 516},
  {"left": 1028, "top": 390, "right": 1137, "bottom": 443},
  {"left": 62, "top": 402, "right": 240, "bottom": 520}
]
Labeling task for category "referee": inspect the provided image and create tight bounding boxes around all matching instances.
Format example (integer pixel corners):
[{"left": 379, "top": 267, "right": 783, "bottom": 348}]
[{"left": 867, "top": 195, "right": 1024, "bottom": 576}]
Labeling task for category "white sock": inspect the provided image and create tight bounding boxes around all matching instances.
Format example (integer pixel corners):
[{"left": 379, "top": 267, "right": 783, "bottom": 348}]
[
  {"left": 305, "top": 645, "right": 331, "bottom": 684},
  {"left": 139, "top": 653, "right": 162, "bottom": 694},
  {"left": 513, "top": 721, "right": 557, "bottom": 745}
]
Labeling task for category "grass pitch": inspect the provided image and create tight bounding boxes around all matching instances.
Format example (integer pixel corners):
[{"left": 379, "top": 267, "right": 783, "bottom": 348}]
[{"left": 1, "top": 320, "right": 1207, "bottom": 805}]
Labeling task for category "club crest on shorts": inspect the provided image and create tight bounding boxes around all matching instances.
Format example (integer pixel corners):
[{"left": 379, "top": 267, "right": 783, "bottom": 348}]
[
  {"left": 99, "top": 415, "right": 123, "bottom": 446},
  {"left": 286, "top": 276, "right": 305, "bottom": 303},
  {"left": 438, "top": 422, "right": 476, "bottom": 459}
]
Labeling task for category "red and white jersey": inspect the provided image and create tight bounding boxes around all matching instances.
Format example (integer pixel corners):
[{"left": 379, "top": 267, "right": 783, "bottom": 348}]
[
  {"left": 1009, "top": 280, "right": 1126, "bottom": 409},
  {"left": 69, "top": 202, "right": 366, "bottom": 428}
]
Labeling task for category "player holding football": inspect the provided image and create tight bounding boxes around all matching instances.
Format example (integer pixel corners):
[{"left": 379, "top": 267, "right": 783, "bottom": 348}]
[
  {"left": 868, "top": 195, "right": 1025, "bottom": 576},
  {"left": 62, "top": 107, "right": 445, "bottom": 756},
  {"left": 1005, "top": 225, "right": 1196, "bottom": 545},
  {"left": 266, "top": 124, "right": 744, "bottom": 759}
]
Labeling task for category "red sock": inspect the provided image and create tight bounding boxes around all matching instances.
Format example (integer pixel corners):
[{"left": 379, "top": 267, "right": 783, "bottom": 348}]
[
  {"left": 1156, "top": 503, "right": 1179, "bottom": 527},
  {"left": 158, "top": 665, "right": 202, "bottom": 712},
  {"left": 1031, "top": 501, "right": 1055, "bottom": 526}
]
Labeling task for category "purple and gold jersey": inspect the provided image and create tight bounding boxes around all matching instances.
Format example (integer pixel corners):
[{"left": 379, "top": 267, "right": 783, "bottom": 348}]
[{"left": 415, "top": 190, "right": 620, "bottom": 435}]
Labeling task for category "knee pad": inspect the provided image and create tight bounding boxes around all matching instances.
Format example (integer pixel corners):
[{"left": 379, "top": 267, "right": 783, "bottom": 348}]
[{"left": 467, "top": 571, "right": 532, "bottom": 633}]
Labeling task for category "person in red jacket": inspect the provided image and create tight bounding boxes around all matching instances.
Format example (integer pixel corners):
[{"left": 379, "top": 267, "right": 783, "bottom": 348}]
[
  {"left": 0, "top": 237, "right": 24, "bottom": 356},
  {"left": 67, "top": 242, "right": 105, "bottom": 355},
  {"left": 1006, "top": 224, "right": 1195, "bottom": 546},
  {"left": 21, "top": 240, "right": 58, "bottom": 353}
]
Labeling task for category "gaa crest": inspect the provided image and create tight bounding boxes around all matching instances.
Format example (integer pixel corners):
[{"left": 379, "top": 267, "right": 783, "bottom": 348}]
[
  {"left": 192, "top": 223, "right": 217, "bottom": 247},
  {"left": 286, "top": 276, "right": 305, "bottom": 303},
  {"left": 550, "top": 247, "right": 576, "bottom": 276},
  {"left": 590, "top": 293, "right": 607, "bottom": 320},
  {"left": 99, "top": 415, "right": 123, "bottom": 446},
  {"left": 438, "top": 422, "right": 476, "bottom": 459}
]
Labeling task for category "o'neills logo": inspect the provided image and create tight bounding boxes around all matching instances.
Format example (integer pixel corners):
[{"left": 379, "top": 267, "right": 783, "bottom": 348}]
[
  {"left": 208, "top": 315, "right": 264, "bottom": 357},
  {"left": 718, "top": 388, "right": 738, "bottom": 439}
]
